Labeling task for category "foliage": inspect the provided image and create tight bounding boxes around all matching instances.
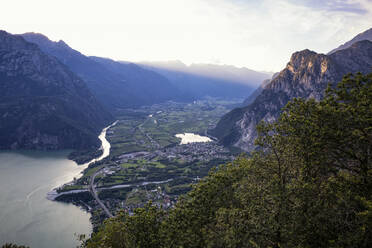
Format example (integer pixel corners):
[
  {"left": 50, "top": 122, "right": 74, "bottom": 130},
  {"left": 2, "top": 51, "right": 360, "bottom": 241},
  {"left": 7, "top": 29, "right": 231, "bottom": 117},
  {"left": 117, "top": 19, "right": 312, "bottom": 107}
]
[
  {"left": 1, "top": 244, "right": 29, "bottom": 248},
  {"left": 82, "top": 202, "right": 165, "bottom": 248},
  {"left": 82, "top": 73, "right": 372, "bottom": 247}
]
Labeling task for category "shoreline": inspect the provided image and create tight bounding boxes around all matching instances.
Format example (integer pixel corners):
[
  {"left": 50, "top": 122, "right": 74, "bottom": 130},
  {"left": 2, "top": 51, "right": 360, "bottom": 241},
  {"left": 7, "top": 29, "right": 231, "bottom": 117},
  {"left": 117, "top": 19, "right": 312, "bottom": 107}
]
[
  {"left": 47, "top": 120, "right": 118, "bottom": 200},
  {"left": 47, "top": 178, "right": 174, "bottom": 201}
]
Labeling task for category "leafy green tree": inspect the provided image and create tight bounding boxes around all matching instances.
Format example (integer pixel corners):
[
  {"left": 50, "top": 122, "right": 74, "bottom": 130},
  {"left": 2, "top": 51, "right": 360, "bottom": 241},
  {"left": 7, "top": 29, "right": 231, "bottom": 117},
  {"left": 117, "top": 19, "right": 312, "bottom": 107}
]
[
  {"left": 1, "top": 244, "right": 29, "bottom": 248},
  {"left": 162, "top": 158, "right": 250, "bottom": 248},
  {"left": 253, "top": 72, "right": 372, "bottom": 247},
  {"left": 84, "top": 202, "right": 164, "bottom": 248}
]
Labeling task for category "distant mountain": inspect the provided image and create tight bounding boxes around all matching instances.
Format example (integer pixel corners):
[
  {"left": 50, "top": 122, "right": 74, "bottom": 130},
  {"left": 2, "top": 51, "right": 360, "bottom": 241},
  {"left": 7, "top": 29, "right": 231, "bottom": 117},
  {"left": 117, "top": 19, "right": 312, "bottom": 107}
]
[
  {"left": 138, "top": 61, "right": 271, "bottom": 99},
  {"left": 328, "top": 27, "right": 372, "bottom": 54},
  {"left": 90, "top": 56, "right": 189, "bottom": 104},
  {"left": 0, "top": 31, "right": 113, "bottom": 150},
  {"left": 21, "top": 33, "right": 186, "bottom": 110},
  {"left": 211, "top": 40, "right": 372, "bottom": 151}
]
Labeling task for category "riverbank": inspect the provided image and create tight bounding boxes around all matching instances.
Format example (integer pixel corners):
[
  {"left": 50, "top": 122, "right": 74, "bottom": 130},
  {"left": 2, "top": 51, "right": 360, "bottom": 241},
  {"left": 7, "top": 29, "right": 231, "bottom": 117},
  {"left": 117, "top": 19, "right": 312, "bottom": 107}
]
[
  {"left": 48, "top": 178, "right": 174, "bottom": 201},
  {"left": 48, "top": 121, "right": 118, "bottom": 199},
  {"left": 51, "top": 99, "right": 237, "bottom": 230}
]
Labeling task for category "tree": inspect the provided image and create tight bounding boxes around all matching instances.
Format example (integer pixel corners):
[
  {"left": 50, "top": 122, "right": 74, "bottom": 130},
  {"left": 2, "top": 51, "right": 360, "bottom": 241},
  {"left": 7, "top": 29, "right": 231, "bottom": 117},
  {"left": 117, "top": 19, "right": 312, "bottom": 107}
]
[
  {"left": 1, "top": 244, "right": 29, "bottom": 248},
  {"left": 84, "top": 202, "right": 164, "bottom": 248},
  {"left": 253, "top": 72, "right": 372, "bottom": 247}
]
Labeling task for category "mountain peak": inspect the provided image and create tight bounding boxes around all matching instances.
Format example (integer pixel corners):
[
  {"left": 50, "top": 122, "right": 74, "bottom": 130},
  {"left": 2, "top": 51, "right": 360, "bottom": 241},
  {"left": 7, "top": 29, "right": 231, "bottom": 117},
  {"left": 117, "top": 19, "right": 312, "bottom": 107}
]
[
  {"left": 21, "top": 32, "right": 50, "bottom": 40},
  {"left": 0, "top": 30, "right": 39, "bottom": 51},
  {"left": 212, "top": 37, "right": 372, "bottom": 151},
  {"left": 20, "top": 32, "right": 53, "bottom": 46},
  {"left": 0, "top": 31, "right": 113, "bottom": 150},
  {"left": 22, "top": 32, "right": 72, "bottom": 50},
  {"left": 0, "top": 30, "right": 9, "bottom": 36},
  {"left": 286, "top": 49, "right": 328, "bottom": 74},
  {"left": 289, "top": 49, "right": 318, "bottom": 63},
  {"left": 57, "top": 39, "right": 70, "bottom": 49}
]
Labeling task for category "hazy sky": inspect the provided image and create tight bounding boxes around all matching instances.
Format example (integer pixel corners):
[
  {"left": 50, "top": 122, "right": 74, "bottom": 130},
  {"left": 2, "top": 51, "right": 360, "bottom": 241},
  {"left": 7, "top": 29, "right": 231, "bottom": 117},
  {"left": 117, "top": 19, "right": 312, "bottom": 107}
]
[{"left": 1, "top": 0, "right": 372, "bottom": 72}]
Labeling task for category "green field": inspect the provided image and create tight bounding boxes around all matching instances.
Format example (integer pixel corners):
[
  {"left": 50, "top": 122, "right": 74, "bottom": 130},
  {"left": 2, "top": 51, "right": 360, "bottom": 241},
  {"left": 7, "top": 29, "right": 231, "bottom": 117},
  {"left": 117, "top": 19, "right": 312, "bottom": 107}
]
[
  {"left": 61, "top": 98, "right": 239, "bottom": 209},
  {"left": 108, "top": 99, "right": 241, "bottom": 156}
]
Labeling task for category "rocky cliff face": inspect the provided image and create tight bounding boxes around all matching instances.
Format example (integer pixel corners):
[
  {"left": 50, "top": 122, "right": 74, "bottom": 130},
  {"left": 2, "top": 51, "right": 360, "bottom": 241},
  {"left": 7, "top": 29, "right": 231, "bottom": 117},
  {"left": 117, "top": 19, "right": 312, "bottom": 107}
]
[
  {"left": 211, "top": 40, "right": 372, "bottom": 151},
  {"left": 0, "top": 31, "right": 113, "bottom": 150}
]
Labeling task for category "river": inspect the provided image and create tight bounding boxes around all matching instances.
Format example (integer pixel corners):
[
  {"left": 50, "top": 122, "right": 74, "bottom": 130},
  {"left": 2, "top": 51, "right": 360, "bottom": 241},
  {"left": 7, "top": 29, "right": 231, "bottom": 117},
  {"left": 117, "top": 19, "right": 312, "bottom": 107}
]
[{"left": 0, "top": 121, "right": 117, "bottom": 248}]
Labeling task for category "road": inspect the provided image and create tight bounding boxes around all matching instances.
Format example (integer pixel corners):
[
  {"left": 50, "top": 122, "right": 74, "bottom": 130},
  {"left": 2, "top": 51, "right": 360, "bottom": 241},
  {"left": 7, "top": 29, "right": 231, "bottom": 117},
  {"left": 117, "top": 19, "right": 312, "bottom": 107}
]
[
  {"left": 49, "top": 178, "right": 174, "bottom": 201},
  {"left": 138, "top": 116, "right": 160, "bottom": 149},
  {"left": 89, "top": 170, "right": 114, "bottom": 218}
]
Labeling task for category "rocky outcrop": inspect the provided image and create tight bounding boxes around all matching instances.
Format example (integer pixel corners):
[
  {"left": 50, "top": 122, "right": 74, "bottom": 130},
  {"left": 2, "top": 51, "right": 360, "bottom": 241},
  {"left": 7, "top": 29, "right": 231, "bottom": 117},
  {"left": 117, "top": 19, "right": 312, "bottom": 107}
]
[
  {"left": 0, "top": 30, "right": 113, "bottom": 150},
  {"left": 211, "top": 40, "right": 372, "bottom": 152}
]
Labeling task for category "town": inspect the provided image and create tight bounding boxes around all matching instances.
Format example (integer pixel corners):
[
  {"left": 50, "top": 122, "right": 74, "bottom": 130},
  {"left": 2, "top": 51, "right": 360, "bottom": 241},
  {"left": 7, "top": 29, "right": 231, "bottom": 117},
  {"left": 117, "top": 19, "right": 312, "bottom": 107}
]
[{"left": 54, "top": 99, "right": 240, "bottom": 230}]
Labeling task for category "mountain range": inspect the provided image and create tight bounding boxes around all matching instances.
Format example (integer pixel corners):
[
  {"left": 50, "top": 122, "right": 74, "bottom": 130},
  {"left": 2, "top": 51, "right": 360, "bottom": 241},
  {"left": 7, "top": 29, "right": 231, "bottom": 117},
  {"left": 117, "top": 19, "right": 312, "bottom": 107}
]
[
  {"left": 1, "top": 27, "right": 372, "bottom": 153},
  {"left": 138, "top": 61, "right": 271, "bottom": 99},
  {"left": 21, "top": 33, "right": 270, "bottom": 111},
  {"left": 21, "top": 33, "right": 187, "bottom": 110},
  {"left": 0, "top": 30, "right": 268, "bottom": 152},
  {"left": 211, "top": 28, "right": 372, "bottom": 152}
]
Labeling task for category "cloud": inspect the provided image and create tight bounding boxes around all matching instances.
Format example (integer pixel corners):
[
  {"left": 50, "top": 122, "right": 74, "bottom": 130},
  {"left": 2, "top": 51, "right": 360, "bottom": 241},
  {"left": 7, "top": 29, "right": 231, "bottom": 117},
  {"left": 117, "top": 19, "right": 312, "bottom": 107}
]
[
  {"left": 289, "top": 0, "right": 368, "bottom": 13},
  {"left": 199, "top": 0, "right": 372, "bottom": 70},
  {"left": 0, "top": 0, "right": 371, "bottom": 71}
]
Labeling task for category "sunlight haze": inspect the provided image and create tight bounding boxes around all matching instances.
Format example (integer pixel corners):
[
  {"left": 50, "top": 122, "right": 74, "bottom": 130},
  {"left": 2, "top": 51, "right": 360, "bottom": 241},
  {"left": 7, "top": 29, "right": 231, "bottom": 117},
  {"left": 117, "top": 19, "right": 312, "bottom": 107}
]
[{"left": 1, "top": 0, "right": 372, "bottom": 71}]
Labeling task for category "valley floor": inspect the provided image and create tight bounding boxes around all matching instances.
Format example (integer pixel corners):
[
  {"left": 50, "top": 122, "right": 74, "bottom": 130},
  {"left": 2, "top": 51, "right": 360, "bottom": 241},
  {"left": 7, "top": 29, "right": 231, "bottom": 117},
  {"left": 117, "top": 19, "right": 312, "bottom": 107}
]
[{"left": 54, "top": 98, "right": 241, "bottom": 229}]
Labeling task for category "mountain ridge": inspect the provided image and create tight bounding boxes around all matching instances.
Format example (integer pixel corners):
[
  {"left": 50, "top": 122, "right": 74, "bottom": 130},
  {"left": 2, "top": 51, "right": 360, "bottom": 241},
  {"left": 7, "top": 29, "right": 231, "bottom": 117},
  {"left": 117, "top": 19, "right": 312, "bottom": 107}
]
[
  {"left": 138, "top": 61, "right": 271, "bottom": 99},
  {"left": 211, "top": 39, "right": 372, "bottom": 151},
  {"left": 21, "top": 33, "right": 187, "bottom": 111},
  {"left": 329, "top": 27, "right": 372, "bottom": 54},
  {"left": 0, "top": 30, "right": 113, "bottom": 150}
]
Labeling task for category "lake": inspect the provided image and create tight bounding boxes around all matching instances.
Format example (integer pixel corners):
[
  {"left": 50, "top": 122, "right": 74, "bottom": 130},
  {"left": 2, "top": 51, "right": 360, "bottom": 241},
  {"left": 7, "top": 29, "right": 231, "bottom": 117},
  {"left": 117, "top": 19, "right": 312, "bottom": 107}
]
[
  {"left": 0, "top": 150, "right": 91, "bottom": 248},
  {"left": 175, "top": 133, "right": 212, "bottom": 144},
  {"left": 0, "top": 121, "right": 117, "bottom": 248}
]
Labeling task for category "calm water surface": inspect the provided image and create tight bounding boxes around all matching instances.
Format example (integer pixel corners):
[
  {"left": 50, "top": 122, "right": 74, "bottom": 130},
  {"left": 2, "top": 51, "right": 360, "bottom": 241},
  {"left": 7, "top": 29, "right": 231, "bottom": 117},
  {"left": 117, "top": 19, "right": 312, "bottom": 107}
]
[
  {"left": 0, "top": 150, "right": 91, "bottom": 248},
  {"left": 0, "top": 121, "right": 117, "bottom": 248}
]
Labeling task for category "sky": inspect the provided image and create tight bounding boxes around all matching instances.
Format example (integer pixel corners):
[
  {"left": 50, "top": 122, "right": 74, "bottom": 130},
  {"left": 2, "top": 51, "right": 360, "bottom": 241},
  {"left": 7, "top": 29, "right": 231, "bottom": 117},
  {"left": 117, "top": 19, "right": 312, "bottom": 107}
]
[{"left": 1, "top": 0, "right": 372, "bottom": 72}]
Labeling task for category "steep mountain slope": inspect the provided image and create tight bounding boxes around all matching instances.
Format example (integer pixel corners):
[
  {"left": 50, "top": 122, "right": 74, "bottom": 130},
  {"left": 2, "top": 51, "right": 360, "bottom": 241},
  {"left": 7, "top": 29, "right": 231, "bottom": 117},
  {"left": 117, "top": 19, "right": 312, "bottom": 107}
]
[
  {"left": 138, "top": 61, "right": 271, "bottom": 99},
  {"left": 211, "top": 40, "right": 372, "bottom": 151},
  {"left": 243, "top": 72, "right": 279, "bottom": 106},
  {"left": 329, "top": 27, "right": 372, "bottom": 54},
  {"left": 21, "top": 33, "right": 186, "bottom": 110},
  {"left": 242, "top": 79, "right": 271, "bottom": 106},
  {"left": 0, "top": 30, "right": 113, "bottom": 150}
]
